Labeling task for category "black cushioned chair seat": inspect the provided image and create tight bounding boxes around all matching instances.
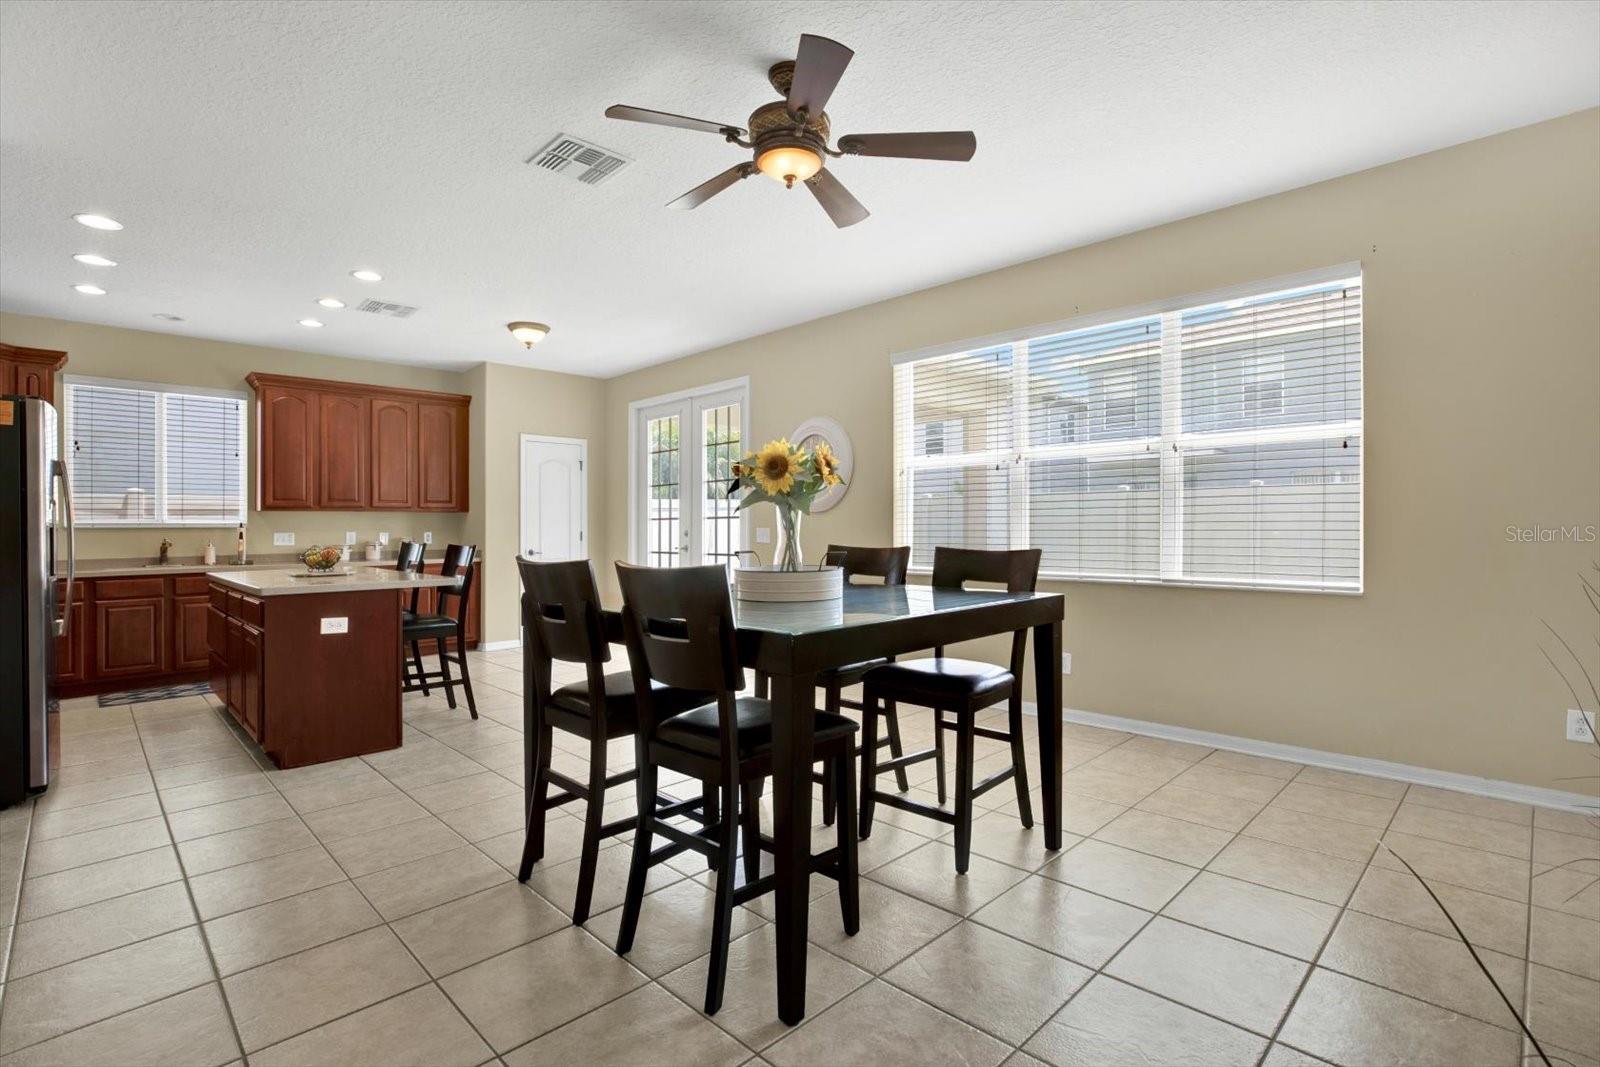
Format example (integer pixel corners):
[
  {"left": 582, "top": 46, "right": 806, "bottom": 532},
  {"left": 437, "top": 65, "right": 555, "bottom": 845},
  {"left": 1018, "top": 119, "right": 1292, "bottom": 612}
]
[
  {"left": 402, "top": 613, "right": 458, "bottom": 638},
  {"left": 656, "top": 696, "right": 857, "bottom": 759},
  {"left": 548, "top": 671, "right": 709, "bottom": 732},
  {"left": 863, "top": 657, "right": 1014, "bottom": 701}
]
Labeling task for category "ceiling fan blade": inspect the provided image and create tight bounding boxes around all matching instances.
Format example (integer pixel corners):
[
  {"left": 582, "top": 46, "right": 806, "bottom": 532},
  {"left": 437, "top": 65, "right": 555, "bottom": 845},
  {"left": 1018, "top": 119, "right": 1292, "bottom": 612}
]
[
  {"left": 787, "top": 34, "right": 853, "bottom": 118},
  {"left": 668, "top": 163, "right": 754, "bottom": 210},
  {"left": 605, "top": 104, "right": 744, "bottom": 136},
  {"left": 805, "top": 168, "right": 869, "bottom": 228},
  {"left": 837, "top": 131, "right": 977, "bottom": 162}
]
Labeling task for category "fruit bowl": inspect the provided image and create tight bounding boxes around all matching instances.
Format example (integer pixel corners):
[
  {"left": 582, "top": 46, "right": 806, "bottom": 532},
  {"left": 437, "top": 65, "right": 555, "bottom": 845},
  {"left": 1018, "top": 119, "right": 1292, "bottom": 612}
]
[{"left": 300, "top": 545, "right": 344, "bottom": 572}]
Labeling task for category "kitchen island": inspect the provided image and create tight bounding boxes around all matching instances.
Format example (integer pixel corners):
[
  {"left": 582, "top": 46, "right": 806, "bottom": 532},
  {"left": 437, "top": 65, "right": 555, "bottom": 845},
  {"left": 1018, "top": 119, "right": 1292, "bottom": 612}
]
[{"left": 205, "top": 566, "right": 458, "bottom": 768}]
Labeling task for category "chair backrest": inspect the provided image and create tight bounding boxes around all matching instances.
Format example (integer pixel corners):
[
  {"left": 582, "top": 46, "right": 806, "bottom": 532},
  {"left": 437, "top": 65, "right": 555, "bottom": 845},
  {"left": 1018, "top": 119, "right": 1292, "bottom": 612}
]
[
  {"left": 517, "top": 557, "right": 609, "bottom": 667},
  {"left": 436, "top": 543, "right": 476, "bottom": 620},
  {"left": 930, "top": 547, "right": 1042, "bottom": 673},
  {"left": 395, "top": 540, "right": 424, "bottom": 571},
  {"left": 615, "top": 563, "right": 741, "bottom": 695},
  {"left": 824, "top": 544, "right": 910, "bottom": 586}
]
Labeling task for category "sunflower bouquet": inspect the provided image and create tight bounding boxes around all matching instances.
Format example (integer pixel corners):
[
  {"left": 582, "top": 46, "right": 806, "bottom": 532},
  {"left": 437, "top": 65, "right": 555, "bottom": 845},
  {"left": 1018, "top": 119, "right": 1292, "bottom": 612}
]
[{"left": 726, "top": 438, "right": 844, "bottom": 571}]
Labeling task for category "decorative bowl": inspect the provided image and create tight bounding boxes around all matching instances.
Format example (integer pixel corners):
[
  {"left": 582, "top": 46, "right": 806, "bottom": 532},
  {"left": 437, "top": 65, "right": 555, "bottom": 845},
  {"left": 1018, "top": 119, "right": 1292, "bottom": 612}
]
[
  {"left": 733, "top": 564, "right": 843, "bottom": 603},
  {"left": 300, "top": 545, "right": 344, "bottom": 572}
]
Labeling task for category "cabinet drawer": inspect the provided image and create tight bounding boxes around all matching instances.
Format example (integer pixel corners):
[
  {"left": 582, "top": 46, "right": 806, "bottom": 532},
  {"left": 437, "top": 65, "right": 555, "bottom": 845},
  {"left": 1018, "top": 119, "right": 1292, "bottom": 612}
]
[
  {"left": 95, "top": 577, "right": 165, "bottom": 600},
  {"left": 210, "top": 585, "right": 229, "bottom": 613},
  {"left": 173, "top": 575, "right": 211, "bottom": 596},
  {"left": 237, "top": 595, "right": 264, "bottom": 627}
]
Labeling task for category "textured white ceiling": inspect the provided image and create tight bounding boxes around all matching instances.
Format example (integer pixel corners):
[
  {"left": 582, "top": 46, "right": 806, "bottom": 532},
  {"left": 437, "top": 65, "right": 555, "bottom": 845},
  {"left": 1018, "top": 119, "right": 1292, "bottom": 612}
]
[{"left": 2, "top": 0, "right": 1596, "bottom": 376}]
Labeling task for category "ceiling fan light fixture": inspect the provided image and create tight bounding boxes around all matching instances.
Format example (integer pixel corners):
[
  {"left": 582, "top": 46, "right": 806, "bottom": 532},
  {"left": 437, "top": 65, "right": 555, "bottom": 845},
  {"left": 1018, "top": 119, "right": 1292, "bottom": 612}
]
[
  {"left": 507, "top": 321, "right": 550, "bottom": 349},
  {"left": 755, "top": 143, "right": 822, "bottom": 186}
]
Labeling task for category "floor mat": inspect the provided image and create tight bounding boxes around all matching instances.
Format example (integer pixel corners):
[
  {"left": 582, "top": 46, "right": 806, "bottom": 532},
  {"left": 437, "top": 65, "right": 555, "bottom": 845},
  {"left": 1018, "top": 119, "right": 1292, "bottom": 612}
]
[{"left": 97, "top": 681, "right": 213, "bottom": 706}]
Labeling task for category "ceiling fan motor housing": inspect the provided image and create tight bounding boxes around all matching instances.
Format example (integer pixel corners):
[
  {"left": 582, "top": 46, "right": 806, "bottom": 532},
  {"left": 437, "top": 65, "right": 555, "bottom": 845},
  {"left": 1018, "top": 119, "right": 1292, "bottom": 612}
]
[{"left": 748, "top": 100, "right": 829, "bottom": 185}]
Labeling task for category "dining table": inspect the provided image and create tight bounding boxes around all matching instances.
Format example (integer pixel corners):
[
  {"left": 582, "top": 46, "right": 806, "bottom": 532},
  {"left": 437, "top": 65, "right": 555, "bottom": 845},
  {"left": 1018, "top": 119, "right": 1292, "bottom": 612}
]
[{"left": 521, "top": 580, "right": 1066, "bottom": 1025}]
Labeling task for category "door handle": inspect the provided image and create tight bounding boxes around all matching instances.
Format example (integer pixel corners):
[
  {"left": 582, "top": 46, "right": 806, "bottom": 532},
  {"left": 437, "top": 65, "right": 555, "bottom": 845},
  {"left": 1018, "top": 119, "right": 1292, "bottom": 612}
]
[{"left": 53, "top": 458, "right": 75, "bottom": 638}]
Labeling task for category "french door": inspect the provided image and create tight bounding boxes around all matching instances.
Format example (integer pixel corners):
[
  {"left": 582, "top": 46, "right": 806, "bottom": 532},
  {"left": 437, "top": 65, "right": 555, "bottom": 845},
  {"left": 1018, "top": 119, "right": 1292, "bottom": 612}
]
[{"left": 632, "top": 380, "right": 748, "bottom": 567}]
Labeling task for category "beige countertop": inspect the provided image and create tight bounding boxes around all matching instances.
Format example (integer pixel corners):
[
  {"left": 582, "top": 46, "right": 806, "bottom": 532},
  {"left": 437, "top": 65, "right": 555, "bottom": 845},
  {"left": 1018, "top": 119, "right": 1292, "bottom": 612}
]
[
  {"left": 205, "top": 566, "right": 460, "bottom": 597},
  {"left": 75, "top": 554, "right": 455, "bottom": 578}
]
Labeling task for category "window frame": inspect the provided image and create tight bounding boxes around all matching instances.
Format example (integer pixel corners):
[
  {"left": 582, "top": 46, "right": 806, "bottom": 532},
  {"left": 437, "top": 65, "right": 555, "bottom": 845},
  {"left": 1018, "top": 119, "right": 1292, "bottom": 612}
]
[
  {"left": 62, "top": 374, "right": 249, "bottom": 528},
  {"left": 892, "top": 264, "right": 1364, "bottom": 594},
  {"left": 626, "top": 376, "right": 752, "bottom": 567}
]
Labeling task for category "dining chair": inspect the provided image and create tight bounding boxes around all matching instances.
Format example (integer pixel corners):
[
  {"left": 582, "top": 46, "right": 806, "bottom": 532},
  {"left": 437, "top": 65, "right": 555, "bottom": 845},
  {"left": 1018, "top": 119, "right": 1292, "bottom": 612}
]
[
  {"left": 612, "top": 562, "right": 859, "bottom": 1015},
  {"left": 812, "top": 544, "right": 913, "bottom": 825},
  {"left": 401, "top": 543, "right": 479, "bottom": 719},
  {"left": 396, "top": 539, "right": 427, "bottom": 693},
  {"left": 515, "top": 557, "right": 713, "bottom": 924},
  {"left": 859, "top": 546, "right": 1042, "bottom": 873}
]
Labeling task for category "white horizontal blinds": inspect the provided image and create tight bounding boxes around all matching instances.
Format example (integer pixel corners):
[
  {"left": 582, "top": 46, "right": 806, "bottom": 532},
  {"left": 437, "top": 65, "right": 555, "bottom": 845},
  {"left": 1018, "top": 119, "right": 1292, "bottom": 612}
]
[
  {"left": 1177, "top": 279, "right": 1362, "bottom": 589},
  {"left": 899, "top": 345, "right": 1013, "bottom": 570},
  {"left": 1025, "top": 317, "right": 1163, "bottom": 578},
  {"left": 65, "top": 380, "right": 246, "bottom": 526},
  {"left": 164, "top": 393, "right": 245, "bottom": 523},
  {"left": 67, "top": 383, "right": 158, "bottom": 524}
]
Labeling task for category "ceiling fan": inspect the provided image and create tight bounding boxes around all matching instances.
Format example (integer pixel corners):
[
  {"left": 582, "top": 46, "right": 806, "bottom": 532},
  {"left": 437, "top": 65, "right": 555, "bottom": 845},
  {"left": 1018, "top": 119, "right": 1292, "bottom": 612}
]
[{"left": 605, "top": 33, "right": 976, "bottom": 228}]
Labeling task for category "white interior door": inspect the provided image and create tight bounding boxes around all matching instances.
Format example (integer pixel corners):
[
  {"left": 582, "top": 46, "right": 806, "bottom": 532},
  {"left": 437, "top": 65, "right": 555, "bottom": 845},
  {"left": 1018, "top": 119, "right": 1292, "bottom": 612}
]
[
  {"left": 631, "top": 381, "right": 748, "bottom": 566},
  {"left": 520, "top": 435, "right": 586, "bottom": 560}
]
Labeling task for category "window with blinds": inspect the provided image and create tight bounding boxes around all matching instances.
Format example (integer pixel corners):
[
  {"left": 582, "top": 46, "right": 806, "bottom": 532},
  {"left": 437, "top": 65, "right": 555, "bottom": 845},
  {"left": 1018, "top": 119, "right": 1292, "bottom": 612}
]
[
  {"left": 892, "top": 267, "right": 1363, "bottom": 592},
  {"left": 65, "top": 378, "right": 247, "bottom": 526}
]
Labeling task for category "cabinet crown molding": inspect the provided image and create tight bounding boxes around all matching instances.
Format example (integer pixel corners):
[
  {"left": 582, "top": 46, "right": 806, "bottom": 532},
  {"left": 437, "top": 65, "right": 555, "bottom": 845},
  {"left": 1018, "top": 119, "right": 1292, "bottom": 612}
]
[
  {"left": 0, "top": 342, "right": 69, "bottom": 370},
  {"left": 245, "top": 371, "right": 470, "bottom": 407}
]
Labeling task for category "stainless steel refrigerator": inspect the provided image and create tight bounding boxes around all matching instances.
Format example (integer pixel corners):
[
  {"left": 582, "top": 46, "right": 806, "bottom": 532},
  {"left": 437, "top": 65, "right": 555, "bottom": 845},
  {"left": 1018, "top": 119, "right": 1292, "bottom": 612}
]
[{"left": 1, "top": 395, "right": 75, "bottom": 807}]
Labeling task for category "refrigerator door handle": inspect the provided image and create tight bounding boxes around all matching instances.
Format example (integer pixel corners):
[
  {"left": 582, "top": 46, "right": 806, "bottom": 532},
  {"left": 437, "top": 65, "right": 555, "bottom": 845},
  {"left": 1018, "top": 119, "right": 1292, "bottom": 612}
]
[{"left": 53, "top": 458, "right": 75, "bottom": 637}]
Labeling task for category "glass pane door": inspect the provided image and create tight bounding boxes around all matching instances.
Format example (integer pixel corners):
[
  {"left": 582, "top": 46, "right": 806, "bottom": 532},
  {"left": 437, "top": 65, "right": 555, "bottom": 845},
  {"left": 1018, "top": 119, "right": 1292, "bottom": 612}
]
[
  {"left": 642, "top": 403, "right": 685, "bottom": 567},
  {"left": 699, "top": 396, "right": 742, "bottom": 566},
  {"left": 634, "top": 383, "right": 748, "bottom": 567}
]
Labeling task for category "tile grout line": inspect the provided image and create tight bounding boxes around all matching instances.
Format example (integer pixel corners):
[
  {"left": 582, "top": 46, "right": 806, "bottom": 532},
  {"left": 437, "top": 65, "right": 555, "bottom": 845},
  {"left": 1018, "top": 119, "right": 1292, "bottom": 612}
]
[{"left": 0, "top": 792, "right": 38, "bottom": 1049}]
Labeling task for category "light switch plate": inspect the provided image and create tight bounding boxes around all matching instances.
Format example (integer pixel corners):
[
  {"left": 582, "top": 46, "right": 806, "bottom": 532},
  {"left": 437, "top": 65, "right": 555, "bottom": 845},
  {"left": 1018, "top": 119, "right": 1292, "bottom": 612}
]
[
  {"left": 320, "top": 617, "right": 349, "bottom": 635},
  {"left": 422, "top": 531, "right": 433, "bottom": 545},
  {"left": 376, "top": 532, "right": 389, "bottom": 546},
  {"left": 1061, "top": 653, "right": 1072, "bottom": 675},
  {"left": 273, "top": 532, "right": 295, "bottom": 547},
  {"left": 755, "top": 528, "right": 772, "bottom": 544},
  {"left": 344, "top": 531, "right": 357, "bottom": 546}
]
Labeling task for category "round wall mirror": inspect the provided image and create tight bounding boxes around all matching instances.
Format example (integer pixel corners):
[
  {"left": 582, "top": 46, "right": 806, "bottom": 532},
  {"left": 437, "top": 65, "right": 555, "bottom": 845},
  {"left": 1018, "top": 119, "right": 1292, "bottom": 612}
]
[{"left": 790, "top": 416, "right": 853, "bottom": 513}]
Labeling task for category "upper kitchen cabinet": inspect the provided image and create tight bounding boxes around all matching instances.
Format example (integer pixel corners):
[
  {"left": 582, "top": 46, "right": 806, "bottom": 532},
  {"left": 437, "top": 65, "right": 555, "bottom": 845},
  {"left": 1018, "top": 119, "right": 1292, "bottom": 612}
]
[
  {"left": 417, "top": 400, "right": 467, "bottom": 511},
  {"left": 0, "top": 343, "right": 68, "bottom": 404},
  {"left": 246, "top": 373, "right": 468, "bottom": 512}
]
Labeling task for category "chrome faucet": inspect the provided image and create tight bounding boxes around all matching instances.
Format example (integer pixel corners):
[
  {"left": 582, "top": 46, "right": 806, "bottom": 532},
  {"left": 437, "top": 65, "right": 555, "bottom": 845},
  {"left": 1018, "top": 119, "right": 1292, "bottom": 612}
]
[{"left": 158, "top": 538, "right": 173, "bottom": 565}]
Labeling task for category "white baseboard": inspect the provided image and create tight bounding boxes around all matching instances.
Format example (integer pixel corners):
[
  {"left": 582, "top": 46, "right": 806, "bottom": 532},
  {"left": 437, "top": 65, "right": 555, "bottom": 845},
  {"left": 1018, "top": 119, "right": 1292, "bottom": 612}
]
[
  {"left": 1022, "top": 702, "right": 1596, "bottom": 814},
  {"left": 477, "top": 639, "right": 521, "bottom": 653}
]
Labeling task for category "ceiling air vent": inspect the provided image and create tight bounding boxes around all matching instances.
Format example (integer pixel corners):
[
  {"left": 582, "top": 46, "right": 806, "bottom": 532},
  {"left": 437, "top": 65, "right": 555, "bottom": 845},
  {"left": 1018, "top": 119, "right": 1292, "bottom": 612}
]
[
  {"left": 355, "top": 299, "right": 418, "bottom": 319},
  {"left": 527, "top": 133, "right": 631, "bottom": 186}
]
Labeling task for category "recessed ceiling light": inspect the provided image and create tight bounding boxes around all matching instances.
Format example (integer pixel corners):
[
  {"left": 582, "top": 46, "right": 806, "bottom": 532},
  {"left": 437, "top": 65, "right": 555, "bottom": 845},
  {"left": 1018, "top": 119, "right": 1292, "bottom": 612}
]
[
  {"left": 72, "top": 283, "right": 107, "bottom": 295},
  {"left": 317, "top": 297, "right": 345, "bottom": 309},
  {"left": 73, "top": 253, "right": 118, "bottom": 267},
  {"left": 73, "top": 213, "right": 122, "bottom": 231},
  {"left": 350, "top": 269, "right": 382, "bottom": 282},
  {"left": 153, "top": 313, "right": 184, "bottom": 322},
  {"left": 298, "top": 318, "right": 324, "bottom": 328}
]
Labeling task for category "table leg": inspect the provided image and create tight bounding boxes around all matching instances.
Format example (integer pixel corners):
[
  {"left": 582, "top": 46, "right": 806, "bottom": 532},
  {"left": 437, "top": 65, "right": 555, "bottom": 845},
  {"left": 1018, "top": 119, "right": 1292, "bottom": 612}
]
[
  {"left": 1033, "top": 619, "right": 1064, "bottom": 850},
  {"left": 768, "top": 669, "right": 816, "bottom": 1025}
]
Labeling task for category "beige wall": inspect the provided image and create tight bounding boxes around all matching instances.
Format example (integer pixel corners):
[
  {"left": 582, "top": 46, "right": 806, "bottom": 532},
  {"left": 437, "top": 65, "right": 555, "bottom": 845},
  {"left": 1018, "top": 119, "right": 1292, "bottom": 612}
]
[
  {"left": 602, "top": 109, "right": 1600, "bottom": 790},
  {"left": 0, "top": 313, "right": 607, "bottom": 646}
]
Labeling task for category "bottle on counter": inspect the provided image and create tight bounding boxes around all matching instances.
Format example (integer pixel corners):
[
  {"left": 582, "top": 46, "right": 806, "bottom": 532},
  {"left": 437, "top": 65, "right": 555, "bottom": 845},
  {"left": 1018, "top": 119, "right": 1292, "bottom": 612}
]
[
  {"left": 203, "top": 542, "right": 216, "bottom": 566},
  {"left": 235, "top": 523, "right": 247, "bottom": 564}
]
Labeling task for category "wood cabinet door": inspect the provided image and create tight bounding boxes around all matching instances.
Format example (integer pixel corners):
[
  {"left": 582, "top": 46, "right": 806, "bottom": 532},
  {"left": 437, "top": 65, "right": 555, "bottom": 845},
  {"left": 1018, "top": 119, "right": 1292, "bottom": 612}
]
[
  {"left": 94, "top": 597, "right": 165, "bottom": 677},
  {"left": 52, "top": 595, "right": 88, "bottom": 684},
  {"left": 172, "top": 595, "right": 211, "bottom": 671},
  {"left": 259, "top": 385, "right": 320, "bottom": 509},
  {"left": 369, "top": 398, "right": 418, "bottom": 509},
  {"left": 14, "top": 364, "right": 50, "bottom": 401},
  {"left": 207, "top": 605, "right": 228, "bottom": 702},
  {"left": 240, "top": 625, "right": 263, "bottom": 739},
  {"left": 0, "top": 360, "right": 15, "bottom": 395},
  {"left": 317, "top": 392, "right": 369, "bottom": 509},
  {"left": 417, "top": 402, "right": 466, "bottom": 511},
  {"left": 226, "top": 616, "right": 243, "bottom": 716}
]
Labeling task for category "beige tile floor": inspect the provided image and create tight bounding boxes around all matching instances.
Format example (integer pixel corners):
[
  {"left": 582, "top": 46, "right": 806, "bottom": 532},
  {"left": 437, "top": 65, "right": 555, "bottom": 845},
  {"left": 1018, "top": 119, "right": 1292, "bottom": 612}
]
[{"left": 1, "top": 647, "right": 1596, "bottom": 1067}]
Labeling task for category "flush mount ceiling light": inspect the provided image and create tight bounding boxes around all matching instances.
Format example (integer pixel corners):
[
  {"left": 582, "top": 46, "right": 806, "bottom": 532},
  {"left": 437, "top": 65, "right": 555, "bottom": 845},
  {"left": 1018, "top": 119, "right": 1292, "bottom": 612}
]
[
  {"left": 350, "top": 269, "right": 382, "bottom": 282},
  {"left": 72, "top": 283, "right": 107, "bottom": 295},
  {"left": 317, "top": 297, "right": 345, "bottom": 309},
  {"left": 298, "top": 318, "right": 324, "bottom": 328},
  {"left": 73, "top": 213, "right": 123, "bottom": 231},
  {"left": 73, "top": 253, "right": 118, "bottom": 267},
  {"left": 507, "top": 321, "right": 551, "bottom": 348}
]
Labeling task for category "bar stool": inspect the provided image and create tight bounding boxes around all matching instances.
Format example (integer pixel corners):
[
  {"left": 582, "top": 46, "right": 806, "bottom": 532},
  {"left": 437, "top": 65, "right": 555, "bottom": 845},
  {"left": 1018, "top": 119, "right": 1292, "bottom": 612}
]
[
  {"left": 401, "top": 543, "right": 479, "bottom": 719},
  {"left": 396, "top": 539, "right": 427, "bottom": 692},
  {"left": 515, "top": 557, "right": 713, "bottom": 924},
  {"left": 859, "top": 547, "right": 1042, "bottom": 873},
  {"left": 612, "top": 562, "right": 859, "bottom": 1015}
]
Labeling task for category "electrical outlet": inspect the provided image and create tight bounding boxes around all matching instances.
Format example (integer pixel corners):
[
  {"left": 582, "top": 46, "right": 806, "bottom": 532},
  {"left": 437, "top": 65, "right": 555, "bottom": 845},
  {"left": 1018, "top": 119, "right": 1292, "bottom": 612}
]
[
  {"left": 1568, "top": 709, "right": 1598, "bottom": 744},
  {"left": 755, "top": 527, "right": 772, "bottom": 544},
  {"left": 1061, "top": 652, "right": 1072, "bottom": 675},
  {"left": 273, "top": 532, "right": 294, "bottom": 547},
  {"left": 422, "top": 531, "right": 433, "bottom": 545},
  {"left": 344, "top": 530, "right": 357, "bottom": 546},
  {"left": 376, "top": 532, "right": 389, "bottom": 546}
]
